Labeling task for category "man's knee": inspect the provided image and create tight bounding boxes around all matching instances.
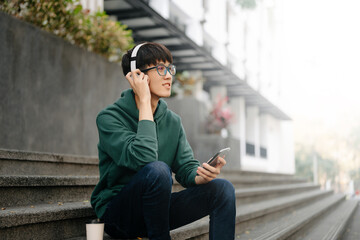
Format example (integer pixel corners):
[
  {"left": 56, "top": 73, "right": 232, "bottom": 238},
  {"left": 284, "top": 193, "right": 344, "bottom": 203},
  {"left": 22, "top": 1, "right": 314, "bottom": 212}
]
[
  {"left": 208, "top": 179, "right": 235, "bottom": 202},
  {"left": 143, "top": 161, "right": 172, "bottom": 190}
]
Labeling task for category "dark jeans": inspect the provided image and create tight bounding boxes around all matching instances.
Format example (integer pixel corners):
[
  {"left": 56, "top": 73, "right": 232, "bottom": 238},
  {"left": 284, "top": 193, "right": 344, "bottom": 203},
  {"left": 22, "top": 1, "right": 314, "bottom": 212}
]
[{"left": 102, "top": 161, "right": 236, "bottom": 240}]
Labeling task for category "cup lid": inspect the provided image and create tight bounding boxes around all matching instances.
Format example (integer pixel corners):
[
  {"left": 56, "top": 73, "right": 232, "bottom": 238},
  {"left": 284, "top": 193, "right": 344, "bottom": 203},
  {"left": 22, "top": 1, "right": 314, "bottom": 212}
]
[{"left": 85, "top": 218, "right": 104, "bottom": 224}]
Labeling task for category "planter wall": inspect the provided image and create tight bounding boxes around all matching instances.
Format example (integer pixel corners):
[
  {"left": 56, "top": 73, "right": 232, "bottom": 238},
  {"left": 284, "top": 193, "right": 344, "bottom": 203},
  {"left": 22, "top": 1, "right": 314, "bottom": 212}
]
[{"left": 0, "top": 12, "right": 128, "bottom": 156}]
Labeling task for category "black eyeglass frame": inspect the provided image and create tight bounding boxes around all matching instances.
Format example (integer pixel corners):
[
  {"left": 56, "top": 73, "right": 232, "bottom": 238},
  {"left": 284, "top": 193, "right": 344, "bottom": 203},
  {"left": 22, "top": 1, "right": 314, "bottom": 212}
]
[{"left": 141, "top": 63, "right": 176, "bottom": 76}]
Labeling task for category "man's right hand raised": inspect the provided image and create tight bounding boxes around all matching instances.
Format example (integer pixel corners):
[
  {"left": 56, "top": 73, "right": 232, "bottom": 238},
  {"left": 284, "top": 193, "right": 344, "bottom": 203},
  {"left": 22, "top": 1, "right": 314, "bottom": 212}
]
[{"left": 125, "top": 69, "right": 153, "bottom": 122}]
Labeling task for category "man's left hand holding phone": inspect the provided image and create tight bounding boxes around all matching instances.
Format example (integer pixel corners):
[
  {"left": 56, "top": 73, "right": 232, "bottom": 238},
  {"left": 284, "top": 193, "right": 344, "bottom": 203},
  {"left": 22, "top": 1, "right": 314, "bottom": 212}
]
[{"left": 195, "top": 154, "right": 226, "bottom": 185}]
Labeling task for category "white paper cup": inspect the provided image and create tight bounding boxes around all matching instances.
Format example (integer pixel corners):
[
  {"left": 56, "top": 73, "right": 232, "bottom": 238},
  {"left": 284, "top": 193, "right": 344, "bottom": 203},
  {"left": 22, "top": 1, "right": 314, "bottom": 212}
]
[{"left": 86, "top": 219, "right": 104, "bottom": 240}]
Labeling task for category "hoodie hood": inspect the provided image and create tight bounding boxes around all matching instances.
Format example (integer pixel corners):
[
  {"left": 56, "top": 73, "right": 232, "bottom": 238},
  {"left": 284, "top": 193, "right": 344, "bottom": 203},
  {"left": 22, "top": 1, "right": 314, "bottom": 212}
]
[{"left": 115, "top": 89, "right": 168, "bottom": 121}]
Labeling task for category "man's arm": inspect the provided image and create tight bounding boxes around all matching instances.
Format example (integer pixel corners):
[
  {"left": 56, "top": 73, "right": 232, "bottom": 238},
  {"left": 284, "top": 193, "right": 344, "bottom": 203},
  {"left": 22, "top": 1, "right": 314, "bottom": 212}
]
[{"left": 96, "top": 113, "right": 158, "bottom": 171}]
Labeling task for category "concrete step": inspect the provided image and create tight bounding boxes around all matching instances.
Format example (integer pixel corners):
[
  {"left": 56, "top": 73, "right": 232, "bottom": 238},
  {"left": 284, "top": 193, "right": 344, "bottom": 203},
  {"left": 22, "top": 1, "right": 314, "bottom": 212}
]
[
  {"left": 235, "top": 193, "right": 345, "bottom": 240},
  {"left": 172, "top": 175, "right": 308, "bottom": 192},
  {"left": 235, "top": 189, "right": 332, "bottom": 224},
  {"left": 227, "top": 175, "right": 307, "bottom": 187},
  {"left": 220, "top": 169, "right": 301, "bottom": 179},
  {"left": 67, "top": 189, "right": 331, "bottom": 240},
  {"left": 342, "top": 199, "right": 360, "bottom": 240},
  {"left": 0, "top": 175, "right": 97, "bottom": 207},
  {"left": 2, "top": 189, "right": 329, "bottom": 239},
  {"left": 289, "top": 198, "right": 358, "bottom": 240},
  {"left": 235, "top": 183, "right": 319, "bottom": 204},
  {"left": 169, "top": 189, "right": 333, "bottom": 239},
  {"left": 0, "top": 176, "right": 315, "bottom": 210},
  {"left": 0, "top": 149, "right": 98, "bottom": 176},
  {"left": 220, "top": 171, "right": 307, "bottom": 183},
  {"left": 1, "top": 149, "right": 306, "bottom": 183},
  {"left": 0, "top": 202, "right": 95, "bottom": 240}
]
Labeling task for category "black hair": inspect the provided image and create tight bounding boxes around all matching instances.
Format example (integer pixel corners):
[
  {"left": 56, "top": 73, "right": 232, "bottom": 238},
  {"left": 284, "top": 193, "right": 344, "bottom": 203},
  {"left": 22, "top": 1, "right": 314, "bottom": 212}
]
[{"left": 121, "top": 42, "right": 173, "bottom": 76}]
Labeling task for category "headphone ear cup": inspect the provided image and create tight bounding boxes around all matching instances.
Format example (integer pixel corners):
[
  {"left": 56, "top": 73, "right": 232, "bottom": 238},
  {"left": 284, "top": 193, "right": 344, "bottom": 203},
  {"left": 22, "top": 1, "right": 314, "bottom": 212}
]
[{"left": 130, "top": 43, "right": 147, "bottom": 71}]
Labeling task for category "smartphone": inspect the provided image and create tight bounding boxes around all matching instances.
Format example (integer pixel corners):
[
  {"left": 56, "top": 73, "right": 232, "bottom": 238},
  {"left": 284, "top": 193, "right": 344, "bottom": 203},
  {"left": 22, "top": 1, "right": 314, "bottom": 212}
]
[{"left": 207, "top": 147, "right": 231, "bottom": 167}]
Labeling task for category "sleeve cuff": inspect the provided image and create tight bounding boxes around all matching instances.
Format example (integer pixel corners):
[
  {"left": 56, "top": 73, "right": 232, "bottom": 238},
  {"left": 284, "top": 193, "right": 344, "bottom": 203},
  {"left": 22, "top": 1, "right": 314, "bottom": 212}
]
[
  {"left": 137, "top": 120, "right": 157, "bottom": 138},
  {"left": 188, "top": 168, "right": 199, "bottom": 187}
]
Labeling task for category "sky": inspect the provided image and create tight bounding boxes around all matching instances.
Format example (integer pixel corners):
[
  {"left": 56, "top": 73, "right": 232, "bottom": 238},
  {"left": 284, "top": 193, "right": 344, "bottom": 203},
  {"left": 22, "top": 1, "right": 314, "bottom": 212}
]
[{"left": 280, "top": 0, "right": 360, "bottom": 134}]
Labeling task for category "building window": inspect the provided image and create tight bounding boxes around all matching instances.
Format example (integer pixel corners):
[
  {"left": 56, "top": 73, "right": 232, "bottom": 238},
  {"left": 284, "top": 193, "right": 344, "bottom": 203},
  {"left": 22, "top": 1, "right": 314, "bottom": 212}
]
[
  {"left": 260, "top": 146, "right": 267, "bottom": 159},
  {"left": 246, "top": 142, "right": 255, "bottom": 156}
]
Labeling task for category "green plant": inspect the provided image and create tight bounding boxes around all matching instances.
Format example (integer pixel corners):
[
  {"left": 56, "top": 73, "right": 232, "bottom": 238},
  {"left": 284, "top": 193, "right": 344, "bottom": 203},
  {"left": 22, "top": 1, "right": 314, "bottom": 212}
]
[
  {"left": 171, "top": 71, "right": 202, "bottom": 97},
  {"left": 0, "top": 0, "right": 134, "bottom": 62}
]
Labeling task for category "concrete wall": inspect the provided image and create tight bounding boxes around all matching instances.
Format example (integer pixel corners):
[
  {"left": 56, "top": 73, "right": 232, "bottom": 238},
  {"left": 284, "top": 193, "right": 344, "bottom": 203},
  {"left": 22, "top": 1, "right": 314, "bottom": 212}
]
[
  {"left": 165, "top": 97, "right": 208, "bottom": 147},
  {"left": 0, "top": 12, "right": 129, "bottom": 156},
  {"left": 165, "top": 97, "right": 241, "bottom": 169}
]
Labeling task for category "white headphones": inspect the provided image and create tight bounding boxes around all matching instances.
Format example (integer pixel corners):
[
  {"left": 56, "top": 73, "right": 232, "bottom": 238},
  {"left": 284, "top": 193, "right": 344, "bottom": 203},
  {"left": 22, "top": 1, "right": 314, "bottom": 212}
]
[{"left": 130, "top": 43, "right": 147, "bottom": 71}]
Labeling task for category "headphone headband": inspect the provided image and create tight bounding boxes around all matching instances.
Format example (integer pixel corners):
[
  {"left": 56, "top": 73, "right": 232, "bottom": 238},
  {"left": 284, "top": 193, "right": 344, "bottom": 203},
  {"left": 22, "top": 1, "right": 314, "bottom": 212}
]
[{"left": 130, "top": 43, "right": 146, "bottom": 71}]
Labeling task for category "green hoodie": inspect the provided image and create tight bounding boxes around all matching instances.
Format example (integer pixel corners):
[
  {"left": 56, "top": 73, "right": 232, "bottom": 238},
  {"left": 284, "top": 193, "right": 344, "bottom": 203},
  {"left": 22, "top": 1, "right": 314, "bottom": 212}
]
[{"left": 91, "top": 89, "right": 200, "bottom": 218}]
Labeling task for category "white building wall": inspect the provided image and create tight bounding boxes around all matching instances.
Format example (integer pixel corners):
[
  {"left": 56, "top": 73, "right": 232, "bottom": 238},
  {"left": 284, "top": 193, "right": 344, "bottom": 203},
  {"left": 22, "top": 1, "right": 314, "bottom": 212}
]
[
  {"left": 170, "top": 0, "right": 204, "bottom": 45},
  {"left": 149, "top": 0, "right": 170, "bottom": 19},
  {"left": 146, "top": 0, "right": 294, "bottom": 174},
  {"left": 260, "top": 114, "right": 269, "bottom": 150},
  {"left": 227, "top": 1, "right": 245, "bottom": 78},
  {"left": 242, "top": 106, "right": 268, "bottom": 172},
  {"left": 229, "top": 97, "right": 246, "bottom": 164},
  {"left": 258, "top": 114, "right": 295, "bottom": 174},
  {"left": 266, "top": 115, "right": 281, "bottom": 172},
  {"left": 280, "top": 121, "right": 295, "bottom": 174},
  {"left": 202, "top": 0, "right": 228, "bottom": 65},
  {"left": 80, "top": 0, "right": 103, "bottom": 12}
]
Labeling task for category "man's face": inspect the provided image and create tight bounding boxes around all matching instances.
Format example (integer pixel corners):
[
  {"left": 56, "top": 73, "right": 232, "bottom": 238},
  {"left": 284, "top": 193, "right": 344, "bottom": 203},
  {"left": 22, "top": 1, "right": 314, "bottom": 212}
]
[{"left": 145, "top": 61, "right": 173, "bottom": 99}]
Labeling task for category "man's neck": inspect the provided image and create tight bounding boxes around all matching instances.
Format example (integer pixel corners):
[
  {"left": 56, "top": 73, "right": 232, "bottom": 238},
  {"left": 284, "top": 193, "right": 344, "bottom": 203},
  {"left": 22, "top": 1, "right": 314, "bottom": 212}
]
[
  {"left": 150, "top": 95, "right": 159, "bottom": 115},
  {"left": 134, "top": 94, "right": 159, "bottom": 116}
]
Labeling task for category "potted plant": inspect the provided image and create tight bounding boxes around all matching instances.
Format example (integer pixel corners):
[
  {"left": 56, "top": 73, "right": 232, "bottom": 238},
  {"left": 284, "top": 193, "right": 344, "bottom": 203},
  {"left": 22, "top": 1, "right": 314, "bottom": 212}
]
[
  {"left": 206, "top": 95, "right": 233, "bottom": 137},
  {"left": 171, "top": 71, "right": 203, "bottom": 97}
]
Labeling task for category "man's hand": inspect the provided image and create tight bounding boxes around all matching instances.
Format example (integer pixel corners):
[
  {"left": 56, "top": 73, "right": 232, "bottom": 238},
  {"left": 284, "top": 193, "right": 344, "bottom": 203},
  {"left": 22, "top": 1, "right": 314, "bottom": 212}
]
[
  {"left": 126, "top": 69, "right": 151, "bottom": 103},
  {"left": 126, "top": 69, "right": 153, "bottom": 121},
  {"left": 195, "top": 157, "right": 226, "bottom": 185}
]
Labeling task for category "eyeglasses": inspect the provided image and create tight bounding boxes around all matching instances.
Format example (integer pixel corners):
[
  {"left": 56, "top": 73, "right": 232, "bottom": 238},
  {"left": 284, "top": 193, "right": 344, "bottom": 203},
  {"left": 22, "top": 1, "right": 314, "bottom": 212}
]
[{"left": 141, "top": 64, "right": 176, "bottom": 76}]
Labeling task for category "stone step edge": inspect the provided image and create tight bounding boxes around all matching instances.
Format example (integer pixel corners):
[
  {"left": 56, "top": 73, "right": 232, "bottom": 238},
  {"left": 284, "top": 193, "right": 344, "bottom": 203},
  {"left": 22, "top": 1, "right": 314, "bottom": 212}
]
[
  {"left": 299, "top": 199, "right": 358, "bottom": 240},
  {"left": 236, "top": 194, "right": 345, "bottom": 240},
  {"left": 0, "top": 189, "right": 330, "bottom": 232},
  {"left": 235, "top": 183, "right": 318, "bottom": 197},
  {"left": 0, "top": 175, "right": 179, "bottom": 188},
  {"left": 170, "top": 189, "right": 332, "bottom": 239},
  {"left": 341, "top": 199, "right": 360, "bottom": 240},
  {"left": 221, "top": 169, "right": 294, "bottom": 177},
  {"left": 213, "top": 175, "right": 307, "bottom": 183},
  {"left": 0, "top": 149, "right": 305, "bottom": 180},
  {"left": 0, "top": 175, "right": 99, "bottom": 186},
  {"left": 0, "top": 148, "right": 98, "bottom": 165},
  {"left": 0, "top": 174, "right": 307, "bottom": 189},
  {"left": 0, "top": 202, "right": 94, "bottom": 228},
  {"left": 254, "top": 194, "right": 345, "bottom": 240},
  {"left": 237, "top": 189, "right": 333, "bottom": 222}
]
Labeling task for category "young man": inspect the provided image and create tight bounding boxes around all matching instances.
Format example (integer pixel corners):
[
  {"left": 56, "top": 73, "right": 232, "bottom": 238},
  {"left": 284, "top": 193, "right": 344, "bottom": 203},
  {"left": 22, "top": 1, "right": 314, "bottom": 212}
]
[{"left": 91, "top": 42, "right": 235, "bottom": 240}]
